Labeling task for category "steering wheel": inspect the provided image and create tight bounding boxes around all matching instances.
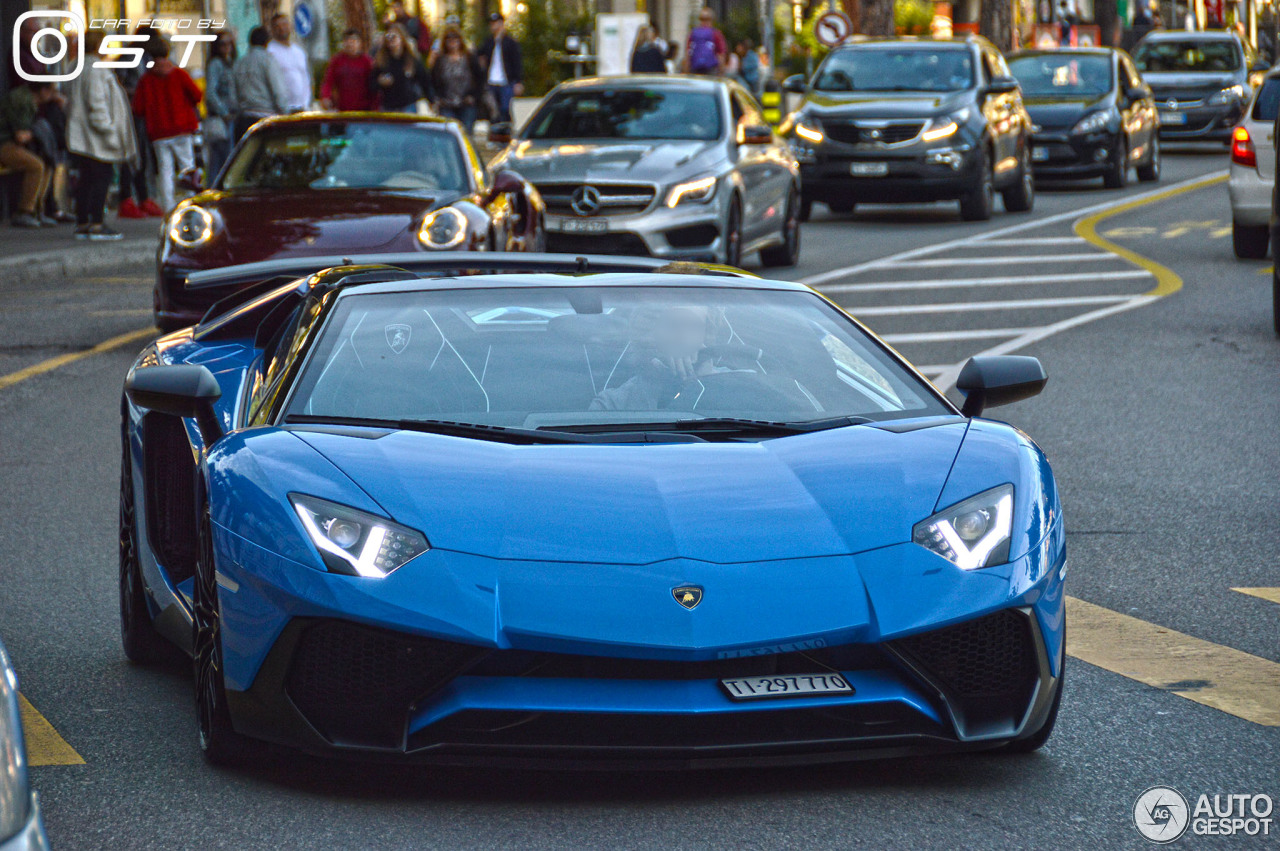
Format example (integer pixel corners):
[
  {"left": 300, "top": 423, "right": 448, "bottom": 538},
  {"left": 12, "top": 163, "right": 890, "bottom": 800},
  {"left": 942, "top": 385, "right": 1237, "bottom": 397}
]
[{"left": 382, "top": 170, "right": 441, "bottom": 189}]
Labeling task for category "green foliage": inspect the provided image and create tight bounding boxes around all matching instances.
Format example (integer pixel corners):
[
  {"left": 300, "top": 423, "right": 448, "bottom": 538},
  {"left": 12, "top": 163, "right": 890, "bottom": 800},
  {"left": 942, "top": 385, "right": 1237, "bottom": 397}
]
[
  {"left": 895, "top": 0, "right": 934, "bottom": 35},
  {"left": 721, "top": 4, "right": 762, "bottom": 49},
  {"left": 507, "top": 0, "right": 594, "bottom": 97}
]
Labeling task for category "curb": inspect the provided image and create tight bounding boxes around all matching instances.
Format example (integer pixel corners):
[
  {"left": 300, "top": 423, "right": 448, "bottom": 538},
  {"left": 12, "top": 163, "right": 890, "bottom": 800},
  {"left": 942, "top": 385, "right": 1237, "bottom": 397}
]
[{"left": 0, "top": 239, "right": 155, "bottom": 287}]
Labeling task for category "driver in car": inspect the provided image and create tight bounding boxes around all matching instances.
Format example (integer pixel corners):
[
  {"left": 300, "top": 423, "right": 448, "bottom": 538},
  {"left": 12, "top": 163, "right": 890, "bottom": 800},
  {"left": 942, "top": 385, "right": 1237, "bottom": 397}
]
[{"left": 590, "top": 305, "right": 723, "bottom": 411}]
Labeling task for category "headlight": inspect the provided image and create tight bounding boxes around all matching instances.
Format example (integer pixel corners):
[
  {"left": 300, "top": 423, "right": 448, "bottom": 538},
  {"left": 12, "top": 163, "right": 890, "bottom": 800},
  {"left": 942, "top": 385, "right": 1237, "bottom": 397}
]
[
  {"left": 167, "top": 205, "right": 214, "bottom": 247},
  {"left": 1071, "top": 109, "right": 1116, "bottom": 135},
  {"left": 290, "top": 494, "right": 429, "bottom": 578},
  {"left": 666, "top": 175, "right": 718, "bottom": 208},
  {"left": 417, "top": 207, "right": 468, "bottom": 249},
  {"left": 1209, "top": 84, "right": 1244, "bottom": 105},
  {"left": 912, "top": 484, "right": 1014, "bottom": 570},
  {"left": 921, "top": 119, "right": 958, "bottom": 143},
  {"left": 793, "top": 117, "right": 824, "bottom": 144}
]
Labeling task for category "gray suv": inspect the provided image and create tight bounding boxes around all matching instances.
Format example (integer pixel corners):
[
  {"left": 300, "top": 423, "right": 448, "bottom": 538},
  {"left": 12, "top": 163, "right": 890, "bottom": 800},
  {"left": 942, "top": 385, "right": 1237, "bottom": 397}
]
[{"left": 490, "top": 76, "right": 802, "bottom": 268}]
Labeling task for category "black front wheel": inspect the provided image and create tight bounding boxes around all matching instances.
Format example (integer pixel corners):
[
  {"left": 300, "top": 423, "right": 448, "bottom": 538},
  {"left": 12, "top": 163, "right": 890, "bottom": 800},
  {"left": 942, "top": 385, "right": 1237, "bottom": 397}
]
[
  {"left": 1273, "top": 266, "right": 1280, "bottom": 335},
  {"left": 120, "top": 439, "right": 169, "bottom": 664},
  {"left": 1232, "top": 221, "right": 1269, "bottom": 259},
  {"left": 1136, "top": 135, "right": 1160, "bottom": 182},
  {"left": 760, "top": 188, "right": 801, "bottom": 268},
  {"left": 958, "top": 149, "right": 994, "bottom": 222},
  {"left": 1001, "top": 145, "right": 1035, "bottom": 213},
  {"left": 722, "top": 196, "right": 743, "bottom": 268},
  {"left": 1103, "top": 140, "right": 1128, "bottom": 189}
]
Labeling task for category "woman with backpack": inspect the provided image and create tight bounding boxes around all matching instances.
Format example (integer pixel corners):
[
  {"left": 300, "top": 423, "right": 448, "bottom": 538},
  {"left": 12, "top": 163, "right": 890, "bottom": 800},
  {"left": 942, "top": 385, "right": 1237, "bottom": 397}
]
[{"left": 683, "top": 7, "right": 727, "bottom": 76}]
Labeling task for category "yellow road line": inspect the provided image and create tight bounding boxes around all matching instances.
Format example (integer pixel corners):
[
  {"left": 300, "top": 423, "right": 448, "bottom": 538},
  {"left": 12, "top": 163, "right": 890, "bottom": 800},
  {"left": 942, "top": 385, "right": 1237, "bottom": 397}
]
[
  {"left": 0, "top": 327, "right": 154, "bottom": 392},
  {"left": 18, "top": 694, "right": 84, "bottom": 766},
  {"left": 1232, "top": 587, "right": 1280, "bottom": 605},
  {"left": 1074, "top": 173, "right": 1229, "bottom": 297},
  {"left": 1066, "top": 596, "right": 1280, "bottom": 727}
]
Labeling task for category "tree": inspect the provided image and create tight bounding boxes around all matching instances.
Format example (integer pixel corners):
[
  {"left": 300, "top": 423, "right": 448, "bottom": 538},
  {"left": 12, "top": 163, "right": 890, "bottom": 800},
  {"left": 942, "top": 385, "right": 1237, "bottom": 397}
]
[
  {"left": 1095, "top": 0, "right": 1119, "bottom": 47},
  {"left": 862, "top": 0, "right": 896, "bottom": 35},
  {"left": 980, "top": 0, "right": 1014, "bottom": 52}
]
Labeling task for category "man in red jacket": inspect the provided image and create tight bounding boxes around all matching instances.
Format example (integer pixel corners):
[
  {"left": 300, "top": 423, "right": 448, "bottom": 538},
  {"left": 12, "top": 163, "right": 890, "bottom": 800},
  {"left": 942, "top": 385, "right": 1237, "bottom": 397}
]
[
  {"left": 132, "top": 35, "right": 202, "bottom": 213},
  {"left": 320, "top": 30, "right": 376, "bottom": 111}
]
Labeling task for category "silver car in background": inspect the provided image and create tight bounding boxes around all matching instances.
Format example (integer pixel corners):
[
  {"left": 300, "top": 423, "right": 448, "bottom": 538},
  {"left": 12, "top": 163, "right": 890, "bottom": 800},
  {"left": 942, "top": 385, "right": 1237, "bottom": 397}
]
[
  {"left": 0, "top": 638, "right": 49, "bottom": 851},
  {"left": 491, "top": 76, "right": 802, "bottom": 268},
  {"left": 1228, "top": 69, "right": 1278, "bottom": 259}
]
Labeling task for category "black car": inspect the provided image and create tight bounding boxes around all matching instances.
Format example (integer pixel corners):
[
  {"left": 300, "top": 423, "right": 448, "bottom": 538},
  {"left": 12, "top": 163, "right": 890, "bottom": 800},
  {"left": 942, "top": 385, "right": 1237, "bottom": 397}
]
[
  {"left": 1132, "top": 30, "right": 1264, "bottom": 142},
  {"left": 781, "top": 35, "right": 1034, "bottom": 222},
  {"left": 1007, "top": 47, "right": 1160, "bottom": 188}
]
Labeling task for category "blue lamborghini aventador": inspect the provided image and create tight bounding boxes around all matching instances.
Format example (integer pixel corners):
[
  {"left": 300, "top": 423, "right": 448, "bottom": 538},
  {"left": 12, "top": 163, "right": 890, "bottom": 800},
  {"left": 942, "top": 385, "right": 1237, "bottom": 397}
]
[{"left": 119, "top": 252, "right": 1066, "bottom": 768}]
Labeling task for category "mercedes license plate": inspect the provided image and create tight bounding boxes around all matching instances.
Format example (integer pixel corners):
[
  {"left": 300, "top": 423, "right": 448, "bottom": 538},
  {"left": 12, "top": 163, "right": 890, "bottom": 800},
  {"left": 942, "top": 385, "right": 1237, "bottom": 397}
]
[
  {"left": 721, "top": 673, "right": 853, "bottom": 701},
  {"left": 850, "top": 161, "right": 889, "bottom": 177},
  {"left": 1159, "top": 111, "right": 1187, "bottom": 126},
  {"left": 1032, "top": 146, "right": 1050, "bottom": 162},
  {"left": 560, "top": 217, "right": 607, "bottom": 233}
]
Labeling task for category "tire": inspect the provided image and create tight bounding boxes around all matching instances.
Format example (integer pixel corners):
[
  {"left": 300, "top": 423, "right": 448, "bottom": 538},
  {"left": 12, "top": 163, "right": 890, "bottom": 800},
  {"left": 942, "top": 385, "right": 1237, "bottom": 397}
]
[
  {"left": 722, "top": 196, "right": 743, "bottom": 268},
  {"left": 1232, "top": 221, "right": 1269, "bottom": 259},
  {"left": 1103, "top": 140, "right": 1128, "bottom": 189},
  {"left": 827, "top": 200, "right": 855, "bottom": 215},
  {"left": 119, "top": 439, "right": 169, "bottom": 665},
  {"left": 1136, "top": 135, "right": 1160, "bottom": 182},
  {"left": 958, "top": 148, "right": 994, "bottom": 222},
  {"left": 1273, "top": 266, "right": 1280, "bottom": 335},
  {"left": 760, "top": 187, "right": 801, "bottom": 268},
  {"left": 1001, "top": 145, "right": 1035, "bottom": 213},
  {"left": 194, "top": 502, "right": 255, "bottom": 767},
  {"left": 798, "top": 195, "right": 812, "bottom": 223},
  {"left": 1003, "top": 654, "right": 1064, "bottom": 753}
]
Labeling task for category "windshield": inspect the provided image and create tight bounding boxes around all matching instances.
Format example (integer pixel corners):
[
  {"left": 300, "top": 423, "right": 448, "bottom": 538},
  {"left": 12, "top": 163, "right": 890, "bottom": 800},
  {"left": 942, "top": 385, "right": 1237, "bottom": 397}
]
[
  {"left": 283, "top": 286, "right": 948, "bottom": 432},
  {"left": 1254, "top": 77, "right": 1280, "bottom": 120},
  {"left": 221, "top": 123, "right": 469, "bottom": 192},
  {"left": 814, "top": 47, "right": 974, "bottom": 93},
  {"left": 524, "top": 89, "right": 723, "bottom": 141},
  {"left": 1008, "top": 53, "right": 1113, "bottom": 97},
  {"left": 1133, "top": 40, "right": 1241, "bottom": 73}
]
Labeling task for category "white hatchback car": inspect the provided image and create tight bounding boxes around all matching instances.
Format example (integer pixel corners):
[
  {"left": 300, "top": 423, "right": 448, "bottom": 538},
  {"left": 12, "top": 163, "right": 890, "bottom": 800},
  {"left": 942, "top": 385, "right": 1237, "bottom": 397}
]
[{"left": 1228, "top": 70, "right": 1278, "bottom": 259}]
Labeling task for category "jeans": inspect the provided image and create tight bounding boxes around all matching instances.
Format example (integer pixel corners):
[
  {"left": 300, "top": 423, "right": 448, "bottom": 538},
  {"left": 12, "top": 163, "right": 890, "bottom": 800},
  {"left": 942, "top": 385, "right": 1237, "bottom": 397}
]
[
  {"left": 0, "top": 142, "right": 49, "bottom": 215},
  {"left": 71, "top": 153, "right": 113, "bottom": 225},
  {"left": 488, "top": 83, "right": 514, "bottom": 124},
  {"left": 438, "top": 104, "right": 477, "bottom": 135},
  {"left": 205, "top": 136, "right": 232, "bottom": 182},
  {"left": 152, "top": 134, "right": 195, "bottom": 214}
]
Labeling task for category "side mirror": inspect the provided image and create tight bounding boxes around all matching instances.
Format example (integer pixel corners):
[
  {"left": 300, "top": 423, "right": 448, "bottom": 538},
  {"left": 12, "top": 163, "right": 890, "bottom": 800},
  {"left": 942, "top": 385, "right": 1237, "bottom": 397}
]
[
  {"left": 178, "top": 167, "right": 204, "bottom": 192},
  {"left": 783, "top": 74, "right": 807, "bottom": 94},
  {"left": 125, "top": 365, "right": 224, "bottom": 444},
  {"left": 484, "top": 169, "right": 524, "bottom": 205},
  {"left": 488, "top": 122, "right": 514, "bottom": 146},
  {"left": 739, "top": 123, "right": 774, "bottom": 145},
  {"left": 955, "top": 356, "right": 1047, "bottom": 417},
  {"left": 985, "top": 76, "right": 1019, "bottom": 95},
  {"left": 1250, "top": 59, "right": 1270, "bottom": 73}
]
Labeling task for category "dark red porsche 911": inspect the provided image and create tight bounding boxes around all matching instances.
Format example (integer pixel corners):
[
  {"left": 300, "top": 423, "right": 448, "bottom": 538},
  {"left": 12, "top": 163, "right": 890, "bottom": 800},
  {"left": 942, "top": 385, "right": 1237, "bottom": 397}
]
[{"left": 155, "top": 113, "right": 545, "bottom": 330}]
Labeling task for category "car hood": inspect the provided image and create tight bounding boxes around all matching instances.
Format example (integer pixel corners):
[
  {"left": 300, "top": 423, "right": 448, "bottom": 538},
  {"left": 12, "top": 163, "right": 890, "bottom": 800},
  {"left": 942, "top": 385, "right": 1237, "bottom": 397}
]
[
  {"left": 1024, "top": 93, "right": 1110, "bottom": 129},
  {"left": 293, "top": 421, "right": 969, "bottom": 564},
  {"left": 1142, "top": 71, "right": 1239, "bottom": 92},
  {"left": 498, "top": 139, "right": 721, "bottom": 184},
  {"left": 802, "top": 90, "right": 969, "bottom": 120}
]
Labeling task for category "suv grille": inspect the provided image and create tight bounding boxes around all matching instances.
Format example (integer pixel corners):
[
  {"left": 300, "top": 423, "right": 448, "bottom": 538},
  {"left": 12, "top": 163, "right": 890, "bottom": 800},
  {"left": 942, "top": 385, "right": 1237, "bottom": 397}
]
[{"left": 825, "top": 120, "right": 926, "bottom": 146}]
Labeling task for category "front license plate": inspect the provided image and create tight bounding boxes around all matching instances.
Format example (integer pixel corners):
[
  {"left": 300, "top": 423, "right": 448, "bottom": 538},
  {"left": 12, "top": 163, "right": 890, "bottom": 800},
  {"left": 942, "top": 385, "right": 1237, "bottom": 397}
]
[
  {"left": 560, "top": 217, "right": 607, "bottom": 233},
  {"left": 1159, "top": 111, "right": 1187, "bottom": 125},
  {"left": 850, "top": 161, "right": 889, "bottom": 177},
  {"left": 1032, "top": 146, "right": 1050, "bottom": 162},
  {"left": 721, "top": 673, "right": 853, "bottom": 701}
]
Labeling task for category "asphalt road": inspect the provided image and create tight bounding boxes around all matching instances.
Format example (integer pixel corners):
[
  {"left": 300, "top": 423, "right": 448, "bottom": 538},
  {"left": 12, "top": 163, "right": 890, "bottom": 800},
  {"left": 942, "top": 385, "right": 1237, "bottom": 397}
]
[{"left": 1, "top": 144, "right": 1277, "bottom": 850}]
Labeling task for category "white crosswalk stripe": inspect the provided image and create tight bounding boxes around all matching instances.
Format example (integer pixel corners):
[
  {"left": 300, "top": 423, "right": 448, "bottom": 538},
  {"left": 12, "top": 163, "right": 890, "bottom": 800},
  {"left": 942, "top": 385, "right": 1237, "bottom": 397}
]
[
  {"left": 847, "top": 295, "right": 1134, "bottom": 316},
  {"left": 823, "top": 270, "right": 1151, "bottom": 293}
]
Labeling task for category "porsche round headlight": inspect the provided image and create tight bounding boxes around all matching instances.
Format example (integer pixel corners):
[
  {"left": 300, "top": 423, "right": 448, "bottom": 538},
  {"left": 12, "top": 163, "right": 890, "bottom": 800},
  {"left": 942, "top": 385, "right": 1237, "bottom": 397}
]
[
  {"left": 167, "top": 205, "right": 214, "bottom": 247},
  {"left": 418, "top": 207, "right": 468, "bottom": 249}
]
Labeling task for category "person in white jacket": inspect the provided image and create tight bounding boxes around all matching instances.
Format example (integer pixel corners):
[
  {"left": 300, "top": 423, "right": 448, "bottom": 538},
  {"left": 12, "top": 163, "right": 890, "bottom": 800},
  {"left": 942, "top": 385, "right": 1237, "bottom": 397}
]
[{"left": 66, "top": 29, "right": 138, "bottom": 241}]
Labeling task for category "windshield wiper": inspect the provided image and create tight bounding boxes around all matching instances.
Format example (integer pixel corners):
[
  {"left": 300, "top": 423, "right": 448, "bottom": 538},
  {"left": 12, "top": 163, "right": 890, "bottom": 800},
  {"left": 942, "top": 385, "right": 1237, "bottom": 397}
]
[
  {"left": 539, "top": 415, "right": 871, "bottom": 438},
  {"left": 283, "top": 415, "right": 707, "bottom": 444}
]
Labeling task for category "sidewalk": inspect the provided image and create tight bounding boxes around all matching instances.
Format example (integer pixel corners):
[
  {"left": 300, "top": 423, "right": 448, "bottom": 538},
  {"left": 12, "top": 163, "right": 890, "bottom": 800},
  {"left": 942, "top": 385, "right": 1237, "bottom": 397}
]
[{"left": 0, "top": 216, "right": 160, "bottom": 288}]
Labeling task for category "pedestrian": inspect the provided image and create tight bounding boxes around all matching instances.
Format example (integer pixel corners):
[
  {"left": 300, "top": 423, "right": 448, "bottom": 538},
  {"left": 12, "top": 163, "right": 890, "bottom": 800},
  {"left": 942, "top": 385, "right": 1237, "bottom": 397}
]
[
  {"left": 430, "top": 26, "right": 483, "bottom": 133},
  {"left": 116, "top": 24, "right": 162, "bottom": 219},
  {"left": 371, "top": 24, "right": 432, "bottom": 113},
  {"left": 232, "top": 26, "right": 291, "bottom": 140},
  {"left": 267, "top": 13, "right": 312, "bottom": 112},
  {"left": 630, "top": 26, "right": 667, "bottom": 73},
  {"left": 0, "top": 81, "right": 58, "bottom": 228},
  {"left": 736, "top": 39, "right": 761, "bottom": 94},
  {"left": 684, "top": 7, "right": 727, "bottom": 75},
  {"left": 478, "top": 12, "right": 523, "bottom": 125},
  {"left": 320, "top": 29, "right": 376, "bottom": 111},
  {"left": 66, "top": 29, "right": 137, "bottom": 241},
  {"left": 387, "top": 0, "right": 432, "bottom": 55},
  {"left": 203, "top": 30, "right": 238, "bottom": 180},
  {"left": 430, "top": 14, "right": 462, "bottom": 58},
  {"left": 132, "top": 35, "right": 202, "bottom": 214}
]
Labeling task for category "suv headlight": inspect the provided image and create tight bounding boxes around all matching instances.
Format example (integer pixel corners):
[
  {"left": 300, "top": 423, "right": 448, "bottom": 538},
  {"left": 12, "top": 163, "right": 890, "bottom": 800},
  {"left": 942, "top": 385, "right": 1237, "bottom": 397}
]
[
  {"left": 167, "top": 204, "right": 214, "bottom": 247},
  {"left": 290, "top": 494, "right": 430, "bottom": 577},
  {"left": 793, "top": 117, "right": 824, "bottom": 144},
  {"left": 1209, "top": 84, "right": 1244, "bottom": 105},
  {"left": 666, "top": 175, "right": 718, "bottom": 207},
  {"left": 912, "top": 484, "right": 1014, "bottom": 570},
  {"left": 922, "top": 108, "right": 970, "bottom": 143},
  {"left": 418, "top": 207, "right": 468, "bottom": 249},
  {"left": 1071, "top": 108, "right": 1116, "bottom": 135}
]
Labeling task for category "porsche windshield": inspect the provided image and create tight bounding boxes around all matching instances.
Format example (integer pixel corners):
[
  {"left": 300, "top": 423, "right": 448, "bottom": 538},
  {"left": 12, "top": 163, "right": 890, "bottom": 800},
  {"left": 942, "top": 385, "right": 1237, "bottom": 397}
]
[
  {"left": 220, "top": 123, "right": 470, "bottom": 192},
  {"left": 1008, "top": 53, "right": 1113, "bottom": 97},
  {"left": 814, "top": 47, "right": 975, "bottom": 93},
  {"left": 283, "top": 285, "right": 949, "bottom": 431},
  {"left": 524, "top": 90, "right": 724, "bottom": 141},
  {"left": 1132, "top": 40, "right": 1241, "bottom": 73}
]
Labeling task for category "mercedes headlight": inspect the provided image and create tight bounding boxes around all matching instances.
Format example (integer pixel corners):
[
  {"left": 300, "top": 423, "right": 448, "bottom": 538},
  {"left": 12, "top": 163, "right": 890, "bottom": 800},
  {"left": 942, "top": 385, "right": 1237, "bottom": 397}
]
[
  {"left": 417, "top": 207, "right": 468, "bottom": 249},
  {"left": 291, "top": 494, "right": 429, "bottom": 578},
  {"left": 1071, "top": 109, "right": 1116, "bottom": 135},
  {"left": 1209, "top": 84, "right": 1244, "bottom": 105},
  {"left": 912, "top": 484, "right": 1014, "bottom": 570},
  {"left": 167, "top": 204, "right": 214, "bottom": 247},
  {"left": 666, "top": 175, "right": 718, "bottom": 208}
]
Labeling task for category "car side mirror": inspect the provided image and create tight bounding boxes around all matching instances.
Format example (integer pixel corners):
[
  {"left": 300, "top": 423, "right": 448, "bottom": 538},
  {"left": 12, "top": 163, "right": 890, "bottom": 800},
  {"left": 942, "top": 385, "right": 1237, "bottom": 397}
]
[
  {"left": 985, "top": 76, "right": 1019, "bottom": 95},
  {"left": 484, "top": 169, "right": 524, "bottom": 205},
  {"left": 1250, "top": 59, "right": 1270, "bottom": 73},
  {"left": 178, "top": 167, "right": 204, "bottom": 192},
  {"left": 783, "top": 74, "right": 807, "bottom": 94},
  {"left": 488, "top": 121, "right": 514, "bottom": 146},
  {"left": 739, "top": 123, "right": 774, "bottom": 145},
  {"left": 955, "top": 356, "right": 1047, "bottom": 417},
  {"left": 126, "top": 365, "right": 224, "bottom": 444}
]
